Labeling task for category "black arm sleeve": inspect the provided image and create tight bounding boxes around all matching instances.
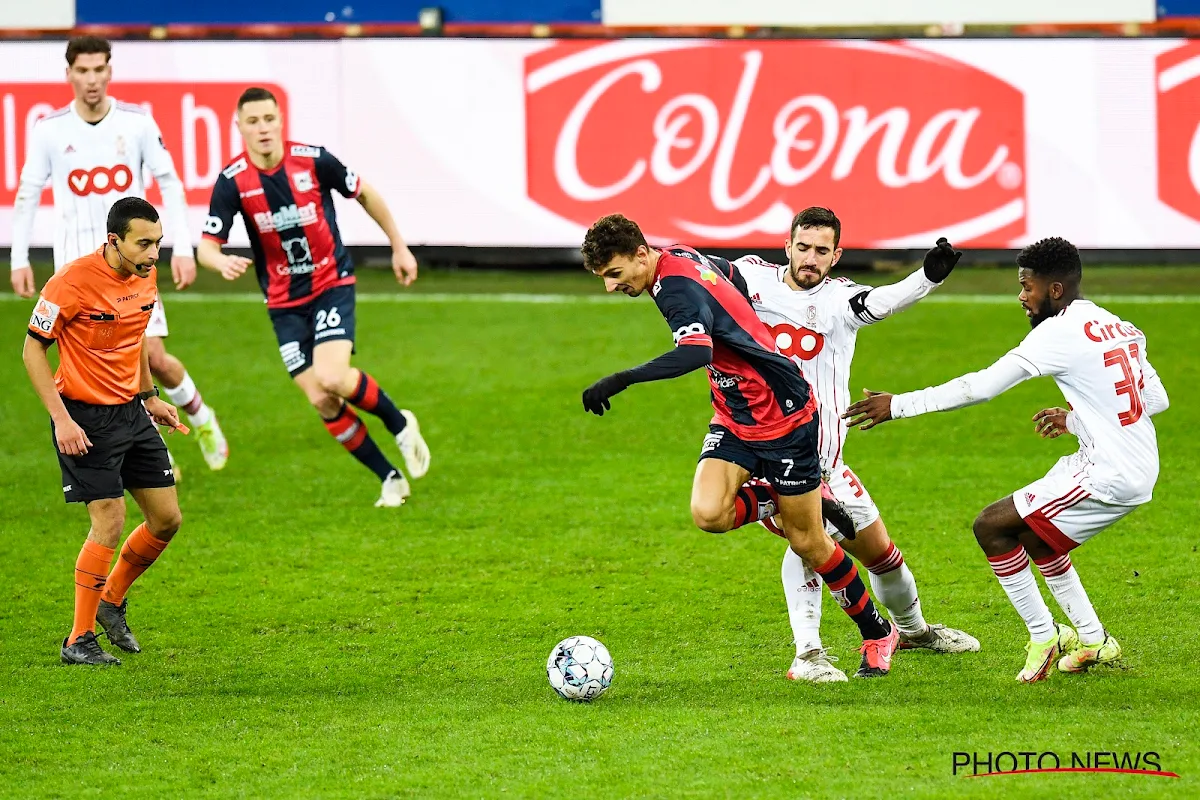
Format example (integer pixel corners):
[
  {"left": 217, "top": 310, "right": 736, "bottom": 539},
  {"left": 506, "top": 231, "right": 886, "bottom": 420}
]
[
  {"left": 705, "top": 254, "right": 751, "bottom": 301},
  {"left": 617, "top": 344, "right": 713, "bottom": 387}
]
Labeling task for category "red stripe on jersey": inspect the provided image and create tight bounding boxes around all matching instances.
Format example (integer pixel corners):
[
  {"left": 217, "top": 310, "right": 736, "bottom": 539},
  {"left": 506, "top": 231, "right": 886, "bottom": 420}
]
[
  {"left": 677, "top": 333, "right": 713, "bottom": 348},
  {"left": 233, "top": 167, "right": 291, "bottom": 307},
  {"left": 831, "top": 355, "right": 844, "bottom": 467},
  {"left": 282, "top": 151, "right": 342, "bottom": 298},
  {"left": 656, "top": 248, "right": 815, "bottom": 441}
]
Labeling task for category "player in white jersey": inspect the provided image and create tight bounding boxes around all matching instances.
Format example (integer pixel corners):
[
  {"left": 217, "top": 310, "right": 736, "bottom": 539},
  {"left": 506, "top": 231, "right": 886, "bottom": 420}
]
[
  {"left": 845, "top": 237, "right": 1169, "bottom": 683},
  {"left": 10, "top": 36, "right": 228, "bottom": 472},
  {"left": 717, "top": 207, "right": 979, "bottom": 683}
]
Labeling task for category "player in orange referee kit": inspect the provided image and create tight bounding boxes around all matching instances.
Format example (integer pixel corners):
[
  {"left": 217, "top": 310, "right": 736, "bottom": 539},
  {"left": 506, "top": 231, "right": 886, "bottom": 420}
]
[{"left": 23, "top": 197, "right": 188, "bottom": 666}]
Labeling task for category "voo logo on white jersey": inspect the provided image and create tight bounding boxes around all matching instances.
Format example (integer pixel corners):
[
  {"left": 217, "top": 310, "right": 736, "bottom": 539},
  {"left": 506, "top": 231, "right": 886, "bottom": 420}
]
[{"left": 253, "top": 202, "right": 319, "bottom": 234}]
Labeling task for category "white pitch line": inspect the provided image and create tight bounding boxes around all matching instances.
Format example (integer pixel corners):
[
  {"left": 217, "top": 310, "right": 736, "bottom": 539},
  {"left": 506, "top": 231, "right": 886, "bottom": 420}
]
[{"left": 2, "top": 292, "right": 1198, "bottom": 305}]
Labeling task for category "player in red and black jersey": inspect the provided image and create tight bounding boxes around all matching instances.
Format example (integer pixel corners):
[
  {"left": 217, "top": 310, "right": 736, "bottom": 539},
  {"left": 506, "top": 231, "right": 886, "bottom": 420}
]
[
  {"left": 197, "top": 88, "right": 430, "bottom": 508},
  {"left": 581, "top": 214, "right": 898, "bottom": 677}
]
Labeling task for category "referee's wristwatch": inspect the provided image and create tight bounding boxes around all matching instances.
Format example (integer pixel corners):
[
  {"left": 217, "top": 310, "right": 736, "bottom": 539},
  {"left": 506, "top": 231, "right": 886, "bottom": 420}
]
[{"left": 137, "top": 387, "right": 160, "bottom": 402}]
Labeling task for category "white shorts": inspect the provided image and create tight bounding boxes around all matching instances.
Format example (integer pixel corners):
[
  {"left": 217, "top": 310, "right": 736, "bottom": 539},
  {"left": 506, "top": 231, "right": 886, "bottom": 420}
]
[
  {"left": 1013, "top": 455, "right": 1138, "bottom": 553},
  {"left": 824, "top": 464, "right": 881, "bottom": 541},
  {"left": 146, "top": 298, "right": 169, "bottom": 338}
]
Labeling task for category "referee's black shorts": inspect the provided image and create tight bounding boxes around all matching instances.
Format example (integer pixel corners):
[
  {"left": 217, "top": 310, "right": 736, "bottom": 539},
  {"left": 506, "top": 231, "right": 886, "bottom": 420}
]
[{"left": 53, "top": 397, "right": 175, "bottom": 504}]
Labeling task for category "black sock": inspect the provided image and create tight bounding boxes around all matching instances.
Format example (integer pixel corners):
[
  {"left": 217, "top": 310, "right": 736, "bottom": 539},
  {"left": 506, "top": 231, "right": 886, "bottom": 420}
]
[
  {"left": 813, "top": 544, "right": 891, "bottom": 640},
  {"left": 347, "top": 372, "right": 407, "bottom": 437},
  {"left": 322, "top": 405, "right": 397, "bottom": 481}
]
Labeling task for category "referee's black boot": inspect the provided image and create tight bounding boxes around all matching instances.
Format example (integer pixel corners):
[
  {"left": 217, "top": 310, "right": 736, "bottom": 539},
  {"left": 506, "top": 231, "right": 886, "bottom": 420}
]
[
  {"left": 96, "top": 599, "right": 141, "bottom": 653},
  {"left": 61, "top": 631, "right": 121, "bottom": 665}
]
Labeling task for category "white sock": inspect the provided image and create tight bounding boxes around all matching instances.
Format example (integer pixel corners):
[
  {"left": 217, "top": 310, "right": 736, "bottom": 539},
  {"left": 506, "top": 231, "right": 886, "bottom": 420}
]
[
  {"left": 988, "top": 546, "right": 1056, "bottom": 641},
  {"left": 163, "top": 371, "right": 213, "bottom": 427},
  {"left": 782, "top": 546, "right": 823, "bottom": 656},
  {"left": 865, "top": 543, "right": 926, "bottom": 637},
  {"left": 1035, "top": 554, "right": 1105, "bottom": 645}
]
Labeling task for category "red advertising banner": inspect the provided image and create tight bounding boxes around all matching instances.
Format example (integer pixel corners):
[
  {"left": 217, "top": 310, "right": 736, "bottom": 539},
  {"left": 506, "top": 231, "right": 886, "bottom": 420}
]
[
  {"left": 525, "top": 41, "right": 1026, "bottom": 248},
  {"left": 1, "top": 82, "right": 287, "bottom": 207}
]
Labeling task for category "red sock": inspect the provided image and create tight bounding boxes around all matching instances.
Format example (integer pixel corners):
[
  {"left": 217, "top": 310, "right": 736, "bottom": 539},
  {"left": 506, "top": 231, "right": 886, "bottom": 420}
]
[
  {"left": 72, "top": 540, "right": 115, "bottom": 642},
  {"left": 102, "top": 523, "right": 170, "bottom": 606},
  {"left": 814, "top": 543, "right": 890, "bottom": 640},
  {"left": 732, "top": 483, "right": 779, "bottom": 529},
  {"left": 322, "top": 404, "right": 397, "bottom": 481}
]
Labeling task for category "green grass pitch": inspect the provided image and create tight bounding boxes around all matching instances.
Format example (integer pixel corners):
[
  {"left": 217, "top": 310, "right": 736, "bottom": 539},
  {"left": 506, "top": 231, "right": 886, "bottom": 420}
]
[{"left": 0, "top": 264, "right": 1196, "bottom": 797}]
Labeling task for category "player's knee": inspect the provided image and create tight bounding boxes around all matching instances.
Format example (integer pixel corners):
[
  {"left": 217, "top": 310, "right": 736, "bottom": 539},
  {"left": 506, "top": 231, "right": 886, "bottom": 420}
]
[
  {"left": 87, "top": 499, "right": 126, "bottom": 546},
  {"left": 691, "top": 499, "right": 731, "bottom": 533},
  {"left": 972, "top": 510, "right": 1000, "bottom": 549},
  {"left": 150, "top": 507, "right": 182, "bottom": 539},
  {"left": 315, "top": 368, "right": 351, "bottom": 397}
]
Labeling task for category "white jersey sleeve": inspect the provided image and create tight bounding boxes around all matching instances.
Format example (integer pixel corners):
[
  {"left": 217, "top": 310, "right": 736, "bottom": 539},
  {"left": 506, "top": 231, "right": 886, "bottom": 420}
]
[
  {"left": 1005, "top": 315, "right": 1074, "bottom": 377},
  {"left": 1138, "top": 347, "right": 1170, "bottom": 417},
  {"left": 851, "top": 267, "right": 941, "bottom": 329},
  {"left": 140, "top": 115, "right": 194, "bottom": 259},
  {"left": 10, "top": 122, "right": 53, "bottom": 270},
  {"left": 890, "top": 352, "right": 1032, "bottom": 418}
]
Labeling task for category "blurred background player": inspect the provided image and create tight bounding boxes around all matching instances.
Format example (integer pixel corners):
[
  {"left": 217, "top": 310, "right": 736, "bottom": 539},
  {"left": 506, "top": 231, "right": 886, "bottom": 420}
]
[
  {"left": 197, "top": 88, "right": 429, "bottom": 507},
  {"left": 844, "top": 237, "right": 1168, "bottom": 682},
  {"left": 23, "top": 198, "right": 185, "bottom": 666},
  {"left": 580, "top": 214, "right": 900, "bottom": 678},
  {"left": 10, "top": 35, "right": 228, "bottom": 473},
  {"left": 722, "top": 208, "right": 979, "bottom": 683}
]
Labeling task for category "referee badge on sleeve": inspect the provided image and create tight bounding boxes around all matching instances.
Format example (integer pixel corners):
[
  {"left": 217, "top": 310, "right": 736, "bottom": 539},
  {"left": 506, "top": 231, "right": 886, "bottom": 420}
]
[{"left": 30, "top": 297, "right": 60, "bottom": 333}]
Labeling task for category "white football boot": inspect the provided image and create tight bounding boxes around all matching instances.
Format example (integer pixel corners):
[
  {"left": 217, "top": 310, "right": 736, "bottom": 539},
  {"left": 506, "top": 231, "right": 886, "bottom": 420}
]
[
  {"left": 787, "top": 648, "right": 848, "bottom": 683},
  {"left": 899, "top": 623, "right": 981, "bottom": 653},
  {"left": 395, "top": 410, "right": 430, "bottom": 479},
  {"left": 375, "top": 470, "right": 411, "bottom": 508}
]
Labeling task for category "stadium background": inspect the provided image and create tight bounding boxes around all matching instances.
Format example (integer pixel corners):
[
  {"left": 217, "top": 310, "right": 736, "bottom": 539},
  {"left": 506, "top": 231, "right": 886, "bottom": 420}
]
[{"left": 2, "top": 2, "right": 1198, "bottom": 798}]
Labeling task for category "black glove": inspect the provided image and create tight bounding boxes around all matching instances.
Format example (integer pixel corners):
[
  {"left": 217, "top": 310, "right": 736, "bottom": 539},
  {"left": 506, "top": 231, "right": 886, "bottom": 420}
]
[
  {"left": 582, "top": 373, "right": 629, "bottom": 416},
  {"left": 922, "top": 237, "right": 962, "bottom": 283}
]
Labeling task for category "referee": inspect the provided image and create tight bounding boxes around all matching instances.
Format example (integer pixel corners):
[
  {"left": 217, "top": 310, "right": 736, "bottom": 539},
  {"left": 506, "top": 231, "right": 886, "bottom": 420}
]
[{"left": 23, "top": 197, "right": 185, "bottom": 666}]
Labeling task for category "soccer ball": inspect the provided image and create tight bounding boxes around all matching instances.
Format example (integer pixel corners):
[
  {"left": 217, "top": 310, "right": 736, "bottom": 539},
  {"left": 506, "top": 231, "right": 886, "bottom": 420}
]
[{"left": 546, "top": 636, "right": 614, "bottom": 701}]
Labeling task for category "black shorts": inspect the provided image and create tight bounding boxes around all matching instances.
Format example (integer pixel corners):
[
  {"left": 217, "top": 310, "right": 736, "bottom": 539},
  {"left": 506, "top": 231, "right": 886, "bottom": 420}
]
[
  {"left": 698, "top": 418, "right": 821, "bottom": 496},
  {"left": 268, "top": 284, "right": 357, "bottom": 377},
  {"left": 54, "top": 397, "right": 175, "bottom": 504}
]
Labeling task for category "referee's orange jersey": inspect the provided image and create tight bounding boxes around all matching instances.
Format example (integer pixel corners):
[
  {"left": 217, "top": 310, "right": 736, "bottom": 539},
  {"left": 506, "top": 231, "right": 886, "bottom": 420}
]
[{"left": 26, "top": 248, "right": 158, "bottom": 406}]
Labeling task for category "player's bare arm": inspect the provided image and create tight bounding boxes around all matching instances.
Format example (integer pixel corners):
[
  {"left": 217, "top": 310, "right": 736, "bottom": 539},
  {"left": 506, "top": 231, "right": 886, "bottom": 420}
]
[
  {"left": 845, "top": 354, "right": 1033, "bottom": 431},
  {"left": 196, "top": 238, "right": 252, "bottom": 281},
  {"left": 356, "top": 180, "right": 417, "bottom": 286},
  {"left": 22, "top": 336, "right": 91, "bottom": 455}
]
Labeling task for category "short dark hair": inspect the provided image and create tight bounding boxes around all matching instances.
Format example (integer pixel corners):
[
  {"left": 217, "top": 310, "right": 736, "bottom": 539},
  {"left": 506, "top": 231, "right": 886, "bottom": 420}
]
[
  {"left": 581, "top": 214, "right": 647, "bottom": 272},
  {"left": 1016, "top": 237, "right": 1082, "bottom": 283},
  {"left": 790, "top": 207, "right": 841, "bottom": 248},
  {"left": 66, "top": 36, "right": 111, "bottom": 67},
  {"left": 237, "top": 87, "right": 278, "bottom": 111},
  {"left": 108, "top": 197, "right": 160, "bottom": 239}
]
